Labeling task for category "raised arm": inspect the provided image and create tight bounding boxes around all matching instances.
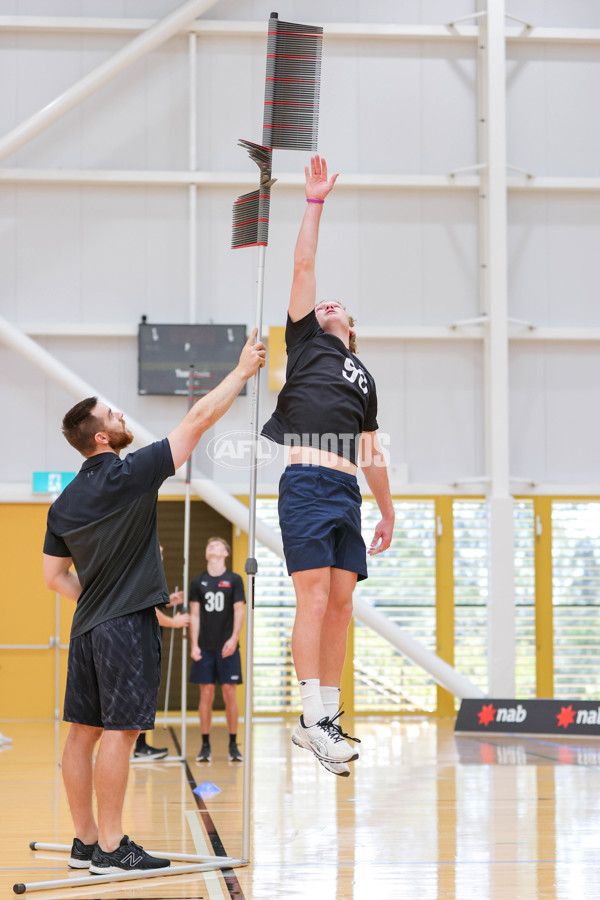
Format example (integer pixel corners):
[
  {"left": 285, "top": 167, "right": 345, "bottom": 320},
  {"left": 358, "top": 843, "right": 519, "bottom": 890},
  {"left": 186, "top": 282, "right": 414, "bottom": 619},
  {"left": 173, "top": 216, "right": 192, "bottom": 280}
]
[
  {"left": 168, "top": 329, "right": 265, "bottom": 470},
  {"left": 289, "top": 154, "right": 339, "bottom": 323}
]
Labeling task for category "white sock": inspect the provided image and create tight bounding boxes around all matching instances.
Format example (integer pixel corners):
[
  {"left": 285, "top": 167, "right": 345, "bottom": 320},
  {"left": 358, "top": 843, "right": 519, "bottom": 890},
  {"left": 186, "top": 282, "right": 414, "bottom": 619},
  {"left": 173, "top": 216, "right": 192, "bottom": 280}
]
[
  {"left": 321, "top": 686, "right": 341, "bottom": 721},
  {"left": 299, "top": 678, "right": 326, "bottom": 727}
]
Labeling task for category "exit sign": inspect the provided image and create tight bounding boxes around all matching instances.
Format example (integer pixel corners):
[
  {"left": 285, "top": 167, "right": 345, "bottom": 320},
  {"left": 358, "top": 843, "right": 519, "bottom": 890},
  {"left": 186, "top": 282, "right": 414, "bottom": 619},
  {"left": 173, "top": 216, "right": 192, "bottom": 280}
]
[{"left": 32, "top": 472, "right": 76, "bottom": 494}]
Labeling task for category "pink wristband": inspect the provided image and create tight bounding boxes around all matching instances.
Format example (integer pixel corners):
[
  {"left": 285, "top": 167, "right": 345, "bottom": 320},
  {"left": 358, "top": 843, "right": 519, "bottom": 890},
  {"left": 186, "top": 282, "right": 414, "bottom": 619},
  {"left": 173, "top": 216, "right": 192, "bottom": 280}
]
[{"left": 306, "top": 198, "right": 324, "bottom": 204}]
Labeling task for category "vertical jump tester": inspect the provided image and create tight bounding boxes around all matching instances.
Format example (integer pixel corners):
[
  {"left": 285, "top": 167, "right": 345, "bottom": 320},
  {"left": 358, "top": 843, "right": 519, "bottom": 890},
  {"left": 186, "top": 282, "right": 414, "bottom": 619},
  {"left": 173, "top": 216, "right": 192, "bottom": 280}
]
[
  {"left": 17, "top": 12, "right": 323, "bottom": 895},
  {"left": 232, "top": 11, "right": 323, "bottom": 863}
]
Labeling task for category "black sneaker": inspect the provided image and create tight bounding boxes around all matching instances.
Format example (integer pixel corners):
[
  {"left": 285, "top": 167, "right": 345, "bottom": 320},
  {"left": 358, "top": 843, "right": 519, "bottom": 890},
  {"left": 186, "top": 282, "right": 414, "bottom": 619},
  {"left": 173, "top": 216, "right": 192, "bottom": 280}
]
[
  {"left": 68, "top": 837, "right": 96, "bottom": 869},
  {"left": 196, "top": 743, "right": 211, "bottom": 762},
  {"left": 228, "top": 742, "right": 243, "bottom": 762},
  {"left": 133, "top": 744, "right": 168, "bottom": 760},
  {"left": 89, "top": 835, "right": 170, "bottom": 874}
]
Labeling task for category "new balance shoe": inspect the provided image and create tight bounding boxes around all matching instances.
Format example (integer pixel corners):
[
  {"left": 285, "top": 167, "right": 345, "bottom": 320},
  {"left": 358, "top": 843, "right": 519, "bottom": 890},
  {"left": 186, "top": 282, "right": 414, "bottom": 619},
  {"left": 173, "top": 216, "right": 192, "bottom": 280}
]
[
  {"left": 89, "top": 835, "right": 170, "bottom": 874},
  {"left": 228, "top": 742, "right": 243, "bottom": 762},
  {"left": 133, "top": 744, "right": 168, "bottom": 760},
  {"left": 318, "top": 757, "right": 351, "bottom": 777},
  {"left": 68, "top": 837, "right": 96, "bottom": 869},
  {"left": 291, "top": 715, "right": 357, "bottom": 763},
  {"left": 196, "top": 743, "right": 211, "bottom": 762}
]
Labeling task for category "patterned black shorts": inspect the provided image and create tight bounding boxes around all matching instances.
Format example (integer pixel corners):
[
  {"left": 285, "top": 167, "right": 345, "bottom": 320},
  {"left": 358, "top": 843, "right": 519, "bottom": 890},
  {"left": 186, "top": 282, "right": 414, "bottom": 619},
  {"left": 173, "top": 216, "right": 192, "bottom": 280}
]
[{"left": 63, "top": 607, "right": 162, "bottom": 730}]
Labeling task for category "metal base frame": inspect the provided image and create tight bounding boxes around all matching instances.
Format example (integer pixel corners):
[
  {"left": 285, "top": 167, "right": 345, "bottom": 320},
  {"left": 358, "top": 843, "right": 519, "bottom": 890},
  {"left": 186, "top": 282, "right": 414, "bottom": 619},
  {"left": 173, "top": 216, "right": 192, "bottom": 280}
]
[{"left": 15, "top": 843, "right": 246, "bottom": 894}]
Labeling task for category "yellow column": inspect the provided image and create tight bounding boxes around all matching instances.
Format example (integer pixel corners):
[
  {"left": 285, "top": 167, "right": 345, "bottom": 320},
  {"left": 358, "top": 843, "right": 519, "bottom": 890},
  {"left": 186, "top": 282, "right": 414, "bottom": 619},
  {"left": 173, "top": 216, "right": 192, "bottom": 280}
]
[
  {"left": 232, "top": 497, "right": 249, "bottom": 717},
  {"left": 534, "top": 497, "right": 553, "bottom": 697},
  {"left": 0, "top": 503, "right": 59, "bottom": 719},
  {"left": 341, "top": 618, "right": 355, "bottom": 715},
  {"left": 436, "top": 497, "right": 455, "bottom": 716}
]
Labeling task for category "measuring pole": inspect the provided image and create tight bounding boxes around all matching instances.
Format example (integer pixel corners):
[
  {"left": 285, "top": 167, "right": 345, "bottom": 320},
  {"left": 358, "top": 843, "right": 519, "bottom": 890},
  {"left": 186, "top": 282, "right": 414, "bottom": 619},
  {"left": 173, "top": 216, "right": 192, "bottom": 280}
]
[
  {"left": 180, "top": 367, "right": 198, "bottom": 760},
  {"left": 241, "top": 243, "right": 266, "bottom": 861}
]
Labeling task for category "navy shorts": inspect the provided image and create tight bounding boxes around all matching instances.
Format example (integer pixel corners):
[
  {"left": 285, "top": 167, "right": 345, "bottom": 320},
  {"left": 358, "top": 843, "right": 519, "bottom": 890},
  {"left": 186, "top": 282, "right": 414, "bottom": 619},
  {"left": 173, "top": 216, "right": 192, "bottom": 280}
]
[
  {"left": 63, "top": 607, "right": 162, "bottom": 731},
  {"left": 189, "top": 648, "right": 243, "bottom": 685},
  {"left": 278, "top": 464, "right": 368, "bottom": 581}
]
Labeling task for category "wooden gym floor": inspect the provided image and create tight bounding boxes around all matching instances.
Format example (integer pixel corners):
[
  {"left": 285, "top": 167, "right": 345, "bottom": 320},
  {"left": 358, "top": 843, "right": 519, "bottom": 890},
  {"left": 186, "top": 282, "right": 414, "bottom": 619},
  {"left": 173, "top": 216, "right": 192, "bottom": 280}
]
[{"left": 1, "top": 716, "right": 599, "bottom": 899}]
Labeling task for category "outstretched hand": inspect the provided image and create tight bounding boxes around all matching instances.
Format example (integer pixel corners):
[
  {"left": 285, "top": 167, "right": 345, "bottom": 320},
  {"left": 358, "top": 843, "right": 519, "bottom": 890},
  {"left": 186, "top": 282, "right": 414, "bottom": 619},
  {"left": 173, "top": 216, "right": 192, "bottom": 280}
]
[
  {"left": 305, "top": 154, "right": 338, "bottom": 201},
  {"left": 237, "top": 328, "right": 266, "bottom": 380}
]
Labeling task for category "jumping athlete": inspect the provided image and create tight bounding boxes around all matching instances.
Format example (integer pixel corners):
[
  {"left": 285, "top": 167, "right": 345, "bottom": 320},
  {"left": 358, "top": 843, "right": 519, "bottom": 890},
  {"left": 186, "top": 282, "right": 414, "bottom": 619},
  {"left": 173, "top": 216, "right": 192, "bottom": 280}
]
[
  {"left": 262, "top": 155, "right": 395, "bottom": 777},
  {"left": 189, "top": 537, "right": 245, "bottom": 763},
  {"left": 42, "top": 333, "right": 265, "bottom": 874}
]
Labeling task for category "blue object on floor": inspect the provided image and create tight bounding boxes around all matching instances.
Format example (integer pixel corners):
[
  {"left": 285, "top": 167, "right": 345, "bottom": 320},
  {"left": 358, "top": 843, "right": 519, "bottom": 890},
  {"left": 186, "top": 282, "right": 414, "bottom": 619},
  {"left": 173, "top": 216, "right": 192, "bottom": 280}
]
[{"left": 194, "top": 781, "right": 221, "bottom": 798}]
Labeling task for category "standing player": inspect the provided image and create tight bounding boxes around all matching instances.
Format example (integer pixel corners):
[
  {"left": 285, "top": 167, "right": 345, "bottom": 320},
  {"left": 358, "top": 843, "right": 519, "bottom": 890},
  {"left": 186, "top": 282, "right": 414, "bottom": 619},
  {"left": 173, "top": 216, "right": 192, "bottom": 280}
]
[
  {"left": 42, "top": 333, "right": 264, "bottom": 874},
  {"left": 262, "top": 155, "right": 395, "bottom": 777},
  {"left": 189, "top": 537, "right": 245, "bottom": 763}
]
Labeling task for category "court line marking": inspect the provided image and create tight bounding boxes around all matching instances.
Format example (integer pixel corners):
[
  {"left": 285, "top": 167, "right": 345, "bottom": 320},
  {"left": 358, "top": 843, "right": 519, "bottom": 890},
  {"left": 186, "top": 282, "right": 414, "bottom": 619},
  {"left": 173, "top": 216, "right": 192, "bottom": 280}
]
[
  {"left": 186, "top": 809, "right": 227, "bottom": 900},
  {"left": 170, "top": 727, "right": 246, "bottom": 900}
]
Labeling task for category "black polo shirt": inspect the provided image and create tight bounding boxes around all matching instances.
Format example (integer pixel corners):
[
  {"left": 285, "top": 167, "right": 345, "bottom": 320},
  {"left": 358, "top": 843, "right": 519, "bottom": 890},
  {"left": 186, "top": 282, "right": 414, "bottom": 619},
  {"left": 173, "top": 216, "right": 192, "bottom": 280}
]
[
  {"left": 43, "top": 439, "right": 175, "bottom": 638},
  {"left": 261, "top": 310, "right": 379, "bottom": 465}
]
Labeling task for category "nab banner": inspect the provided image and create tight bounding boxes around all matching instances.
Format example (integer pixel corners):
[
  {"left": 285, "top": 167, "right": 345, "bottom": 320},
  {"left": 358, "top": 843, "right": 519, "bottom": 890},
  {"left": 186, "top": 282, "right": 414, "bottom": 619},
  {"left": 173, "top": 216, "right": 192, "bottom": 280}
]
[{"left": 455, "top": 698, "right": 600, "bottom": 736}]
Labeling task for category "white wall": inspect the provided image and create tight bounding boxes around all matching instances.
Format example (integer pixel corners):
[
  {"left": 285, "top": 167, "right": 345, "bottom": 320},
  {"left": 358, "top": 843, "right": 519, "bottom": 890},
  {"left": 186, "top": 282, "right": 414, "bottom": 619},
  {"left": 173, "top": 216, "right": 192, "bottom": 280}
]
[{"left": 0, "top": 1, "right": 598, "bottom": 493}]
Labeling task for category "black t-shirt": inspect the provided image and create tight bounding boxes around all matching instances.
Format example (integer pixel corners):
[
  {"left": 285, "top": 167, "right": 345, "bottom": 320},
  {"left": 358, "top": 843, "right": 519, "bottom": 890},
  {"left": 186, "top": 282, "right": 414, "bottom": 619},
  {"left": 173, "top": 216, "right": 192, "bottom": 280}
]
[
  {"left": 189, "top": 569, "right": 245, "bottom": 652},
  {"left": 43, "top": 439, "right": 175, "bottom": 638},
  {"left": 261, "top": 310, "right": 378, "bottom": 465}
]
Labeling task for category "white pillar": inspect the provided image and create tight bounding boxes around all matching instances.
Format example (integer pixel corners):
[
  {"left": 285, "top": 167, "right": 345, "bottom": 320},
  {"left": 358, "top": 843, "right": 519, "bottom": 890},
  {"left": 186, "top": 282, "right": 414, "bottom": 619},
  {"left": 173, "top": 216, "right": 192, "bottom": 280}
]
[{"left": 480, "top": 0, "right": 515, "bottom": 695}]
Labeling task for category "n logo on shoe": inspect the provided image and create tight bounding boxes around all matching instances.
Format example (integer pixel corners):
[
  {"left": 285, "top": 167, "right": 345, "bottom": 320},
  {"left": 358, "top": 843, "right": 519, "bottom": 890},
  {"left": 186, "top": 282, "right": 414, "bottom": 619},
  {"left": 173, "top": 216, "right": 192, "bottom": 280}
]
[{"left": 121, "top": 852, "right": 144, "bottom": 867}]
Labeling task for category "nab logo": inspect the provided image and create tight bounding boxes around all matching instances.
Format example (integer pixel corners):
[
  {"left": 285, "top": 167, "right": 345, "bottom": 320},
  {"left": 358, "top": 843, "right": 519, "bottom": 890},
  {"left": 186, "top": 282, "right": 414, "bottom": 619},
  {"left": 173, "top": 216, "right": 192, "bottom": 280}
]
[
  {"left": 478, "top": 703, "right": 527, "bottom": 726},
  {"left": 557, "top": 705, "right": 576, "bottom": 729}
]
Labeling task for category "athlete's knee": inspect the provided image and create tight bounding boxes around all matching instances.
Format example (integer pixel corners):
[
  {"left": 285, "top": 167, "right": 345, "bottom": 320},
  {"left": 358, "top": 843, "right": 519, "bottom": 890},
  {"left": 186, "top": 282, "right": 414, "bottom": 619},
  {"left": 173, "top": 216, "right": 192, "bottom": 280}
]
[
  {"left": 67, "top": 723, "right": 103, "bottom": 747},
  {"left": 327, "top": 595, "right": 354, "bottom": 626},
  {"left": 200, "top": 684, "right": 215, "bottom": 703},
  {"left": 103, "top": 728, "right": 139, "bottom": 744},
  {"left": 297, "top": 588, "right": 330, "bottom": 622},
  {"left": 222, "top": 684, "right": 237, "bottom": 702}
]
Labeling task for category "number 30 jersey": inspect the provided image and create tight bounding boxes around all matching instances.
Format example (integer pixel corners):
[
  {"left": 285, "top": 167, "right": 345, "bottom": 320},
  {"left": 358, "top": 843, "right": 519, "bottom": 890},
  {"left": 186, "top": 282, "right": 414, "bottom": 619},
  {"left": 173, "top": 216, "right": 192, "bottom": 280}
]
[{"left": 189, "top": 569, "right": 246, "bottom": 652}]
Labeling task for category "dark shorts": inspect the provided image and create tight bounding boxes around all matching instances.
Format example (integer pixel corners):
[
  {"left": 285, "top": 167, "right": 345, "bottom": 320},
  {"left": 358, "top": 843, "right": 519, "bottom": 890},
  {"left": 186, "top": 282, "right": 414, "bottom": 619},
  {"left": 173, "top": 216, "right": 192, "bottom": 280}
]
[
  {"left": 63, "top": 607, "right": 162, "bottom": 731},
  {"left": 189, "top": 647, "right": 243, "bottom": 685},
  {"left": 278, "top": 464, "right": 368, "bottom": 581}
]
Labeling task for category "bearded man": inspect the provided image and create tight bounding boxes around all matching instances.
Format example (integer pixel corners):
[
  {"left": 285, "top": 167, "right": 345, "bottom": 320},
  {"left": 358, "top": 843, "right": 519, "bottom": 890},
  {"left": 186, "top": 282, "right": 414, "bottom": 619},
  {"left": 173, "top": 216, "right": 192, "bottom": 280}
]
[{"left": 42, "top": 333, "right": 264, "bottom": 875}]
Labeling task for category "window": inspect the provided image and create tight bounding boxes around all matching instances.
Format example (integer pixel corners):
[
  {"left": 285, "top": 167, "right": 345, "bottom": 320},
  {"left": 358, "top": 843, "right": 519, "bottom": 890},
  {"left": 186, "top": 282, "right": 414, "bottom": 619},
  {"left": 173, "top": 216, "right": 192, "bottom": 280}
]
[
  {"left": 552, "top": 502, "right": 600, "bottom": 699},
  {"left": 453, "top": 500, "right": 535, "bottom": 697},
  {"left": 253, "top": 496, "right": 536, "bottom": 714},
  {"left": 254, "top": 500, "right": 299, "bottom": 713},
  {"left": 354, "top": 501, "right": 437, "bottom": 713}
]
